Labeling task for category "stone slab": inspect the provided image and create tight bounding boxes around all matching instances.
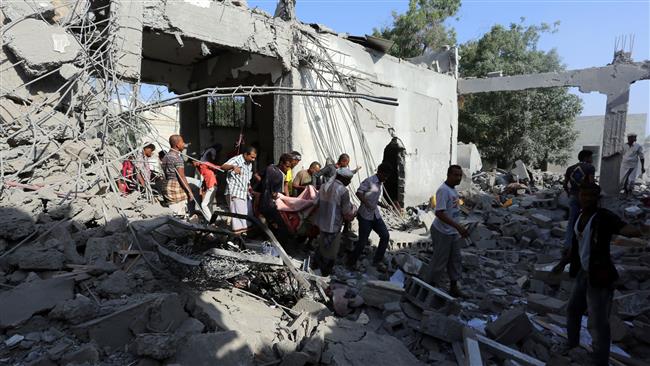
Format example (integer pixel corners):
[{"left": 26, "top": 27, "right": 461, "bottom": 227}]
[{"left": 0, "top": 278, "right": 74, "bottom": 328}]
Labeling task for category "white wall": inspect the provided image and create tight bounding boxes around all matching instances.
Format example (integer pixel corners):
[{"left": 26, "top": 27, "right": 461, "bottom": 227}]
[{"left": 289, "top": 35, "right": 458, "bottom": 206}]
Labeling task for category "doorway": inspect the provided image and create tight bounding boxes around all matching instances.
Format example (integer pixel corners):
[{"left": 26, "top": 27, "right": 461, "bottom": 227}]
[{"left": 382, "top": 137, "right": 406, "bottom": 208}]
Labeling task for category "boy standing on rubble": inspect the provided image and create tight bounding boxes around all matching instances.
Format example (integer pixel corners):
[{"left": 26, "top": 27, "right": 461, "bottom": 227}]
[
  {"left": 553, "top": 183, "right": 644, "bottom": 366},
  {"left": 419, "top": 165, "right": 469, "bottom": 298},
  {"left": 161, "top": 135, "right": 194, "bottom": 216},
  {"left": 563, "top": 150, "right": 595, "bottom": 250}
]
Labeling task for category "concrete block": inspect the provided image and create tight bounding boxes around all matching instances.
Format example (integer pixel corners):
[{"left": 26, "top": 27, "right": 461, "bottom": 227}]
[
  {"left": 531, "top": 214, "right": 553, "bottom": 229},
  {"left": 497, "top": 236, "right": 516, "bottom": 247},
  {"left": 360, "top": 280, "right": 404, "bottom": 309},
  {"left": 551, "top": 227, "right": 566, "bottom": 238},
  {"left": 174, "top": 331, "right": 254, "bottom": 365},
  {"left": 476, "top": 239, "right": 497, "bottom": 250},
  {"left": 419, "top": 311, "right": 464, "bottom": 342},
  {"left": 0, "top": 0, "right": 55, "bottom": 22},
  {"left": 383, "top": 312, "right": 407, "bottom": 333},
  {"left": 485, "top": 308, "right": 533, "bottom": 345},
  {"left": 527, "top": 294, "right": 566, "bottom": 315},
  {"left": 3, "top": 19, "right": 82, "bottom": 77},
  {"left": 404, "top": 277, "right": 459, "bottom": 314},
  {"left": 0, "top": 278, "right": 74, "bottom": 328}
]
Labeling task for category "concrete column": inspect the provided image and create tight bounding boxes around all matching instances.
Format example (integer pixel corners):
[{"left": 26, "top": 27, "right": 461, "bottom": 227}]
[
  {"left": 273, "top": 70, "right": 296, "bottom": 160},
  {"left": 111, "top": 0, "right": 143, "bottom": 81},
  {"left": 179, "top": 99, "right": 201, "bottom": 176},
  {"left": 599, "top": 88, "right": 630, "bottom": 196}
]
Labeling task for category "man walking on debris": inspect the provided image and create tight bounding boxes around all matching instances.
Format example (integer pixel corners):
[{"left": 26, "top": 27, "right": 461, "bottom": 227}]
[
  {"left": 564, "top": 150, "right": 595, "bottom": 250},
  {"left": 553, "top": 183, "right": 644, "bottom": 366},
  {"left": 221, "top": 146, "right": 257, "bottom": 233},
  {"left": 161, "top": 135, "right": 194, "bottom": 216},
  {"left": 620, "top": 132, "right": 645, "bottom": 195},
  {"left": 419, "top": 165, "right": 469, "bottom": 298},
  {"left": 314, "top": 168, "right": 357, "bottom": 275},
  {"left": 347, "top": 163, "right": 392, "bottom": 271}
]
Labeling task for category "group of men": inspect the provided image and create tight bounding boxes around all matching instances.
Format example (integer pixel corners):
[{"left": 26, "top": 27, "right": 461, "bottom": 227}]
[{"left": 130, "top": 132, "right": 647, "bottom": 366}]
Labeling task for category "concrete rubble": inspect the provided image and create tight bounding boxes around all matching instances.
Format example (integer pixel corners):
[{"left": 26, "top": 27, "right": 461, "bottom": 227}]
[{"left": 1, "top": 0, "right": 650, "bottom": 365}]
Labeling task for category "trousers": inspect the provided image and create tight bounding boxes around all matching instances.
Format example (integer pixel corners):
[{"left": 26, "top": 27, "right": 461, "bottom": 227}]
[
  {"left": 419, "top": 226, "right": 462, "bottom": 283},
  {"left": 349, "top": 216, "right": 390, "bottom": 265},
  {"left": 566, "top": 270, "right": 613, "bottom": 366}
]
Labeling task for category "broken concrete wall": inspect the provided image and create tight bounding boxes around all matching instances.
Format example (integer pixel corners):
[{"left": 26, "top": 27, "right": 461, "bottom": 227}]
[{"left": 290, "top": 33, "right": 459, "bottom": 206}]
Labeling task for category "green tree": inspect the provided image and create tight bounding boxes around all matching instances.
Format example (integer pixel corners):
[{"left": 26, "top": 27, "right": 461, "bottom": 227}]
[
  {"left": 458, "top": 21, "right": 583, "bottom": 169},
  {"left": 373, "top": 0, "right": 460, "bottom": 59}
]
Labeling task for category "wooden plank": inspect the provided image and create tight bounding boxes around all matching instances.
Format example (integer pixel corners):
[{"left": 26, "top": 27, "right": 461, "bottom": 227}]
[
  {"left": 475, "top": 334, "right": 545, "bottom": 366},
  {"left": 452, "top": 342, "right": 466, "bottom": 366},
  {"left": 411, "top": 276, "right": 456, "bottom": 301},
  {"left": 463, "top": 327, "right": 483, "bottom": 366}
]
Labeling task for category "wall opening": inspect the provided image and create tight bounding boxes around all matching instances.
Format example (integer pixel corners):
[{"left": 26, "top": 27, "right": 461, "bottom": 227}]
[{"left": 382, "top": 137, "right": 406, "bottom": 208}]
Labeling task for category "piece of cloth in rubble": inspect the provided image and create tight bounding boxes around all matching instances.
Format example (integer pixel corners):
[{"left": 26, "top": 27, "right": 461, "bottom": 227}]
[
  {"left": 161, "top": 149, "right": 184, "bottom": 181},
  {"left": 163, "top": 179, "right": 187, "bottom": 204},
  {"left": 356, "top": 175, "right": 383, "bottom": 221},
  {"left": 565, "top": 162, "right": 595, "bottom": 196},
  {"left": 432, "top": 182, "right": 461, "bottom": 236},
  {"left": 315, "top": 179, "right": 355, "bottom": 234},
  {"left": 224, "top": 154, "right": 253, "bottom": 200}
]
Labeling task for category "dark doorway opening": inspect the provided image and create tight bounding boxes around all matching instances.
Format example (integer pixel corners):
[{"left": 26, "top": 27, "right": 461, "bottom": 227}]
[{"left": 382, "top": 137, "right": 406, "bottom": 208}]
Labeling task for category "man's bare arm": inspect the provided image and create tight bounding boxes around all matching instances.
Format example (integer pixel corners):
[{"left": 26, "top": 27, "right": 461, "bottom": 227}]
[{"left": 435, "top": 210, "right": 468, "bottom": 237}]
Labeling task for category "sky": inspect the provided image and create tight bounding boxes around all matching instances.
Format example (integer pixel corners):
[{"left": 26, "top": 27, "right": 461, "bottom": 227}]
[{"left": 246, "top": 0, "right": 650, "bottom": 121}]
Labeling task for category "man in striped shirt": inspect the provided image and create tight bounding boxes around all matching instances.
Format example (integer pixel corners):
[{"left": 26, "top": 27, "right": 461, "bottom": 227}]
[{"left": 221, "top": 146, "right": 257, "bottom": 233}]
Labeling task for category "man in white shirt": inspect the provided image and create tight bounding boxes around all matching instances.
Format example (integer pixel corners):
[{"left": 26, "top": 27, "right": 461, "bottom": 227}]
[
  {"left": 620, "top": 133, "right": 645, "bottom": 194},
  {"left": 221, "top": 146, "right": 257, "bottom": 233},
  {"left": 419, "top": 165, "right": 469, "bottom": 298},
  {"left": 313, "top": 168, "right": 357, "bottom": 276},
  {"left": 347, "top": 163, "right": 392, "bottom": 270}
]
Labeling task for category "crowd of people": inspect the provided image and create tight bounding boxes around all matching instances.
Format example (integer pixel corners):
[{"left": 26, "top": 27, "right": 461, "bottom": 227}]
[{"left": 118, "top": 132, "right": 648, "bottom": 366}]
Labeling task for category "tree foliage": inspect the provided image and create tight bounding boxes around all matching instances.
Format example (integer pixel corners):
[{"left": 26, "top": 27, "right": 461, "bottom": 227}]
[
  {"left": 458, "top": 22, "right": 583, "bottom": 169},
  {"left": 373, "top": 0, "right": 460, "bottom": 59}
]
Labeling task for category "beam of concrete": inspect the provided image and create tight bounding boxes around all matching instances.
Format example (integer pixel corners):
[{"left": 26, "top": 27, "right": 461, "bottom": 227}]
[
  {"left": 458, "top": 61, "right": 650, "bottom": 95},
  {"left": 142, "top": 0, "right": 294, "bottom": 70}
]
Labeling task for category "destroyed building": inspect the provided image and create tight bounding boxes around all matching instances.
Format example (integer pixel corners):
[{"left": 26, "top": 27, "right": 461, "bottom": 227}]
[{"left": 1, "top": 1, "right": 650, "bottom": 366}]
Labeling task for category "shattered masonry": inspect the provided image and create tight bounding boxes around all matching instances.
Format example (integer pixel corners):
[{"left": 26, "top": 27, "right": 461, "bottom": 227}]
[{"left": 1, "top": 1, "right": 650, "bottom": 366}]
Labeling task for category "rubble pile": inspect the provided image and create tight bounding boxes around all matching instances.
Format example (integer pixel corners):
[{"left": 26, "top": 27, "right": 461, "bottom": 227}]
[{"left": 2, "top": 1, "right": 650, "bottom": 366}]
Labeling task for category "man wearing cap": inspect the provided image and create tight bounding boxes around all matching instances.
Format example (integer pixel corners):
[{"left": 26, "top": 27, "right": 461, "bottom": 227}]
[
  {"left": 314, "top": 168, "right": 357, "bottom": 276},
  {"left": 347, "top": 163, "right": 392, "bottom": 271},
  {"left": 620, "top": 133, "right": 645, "bottom": 195}
]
